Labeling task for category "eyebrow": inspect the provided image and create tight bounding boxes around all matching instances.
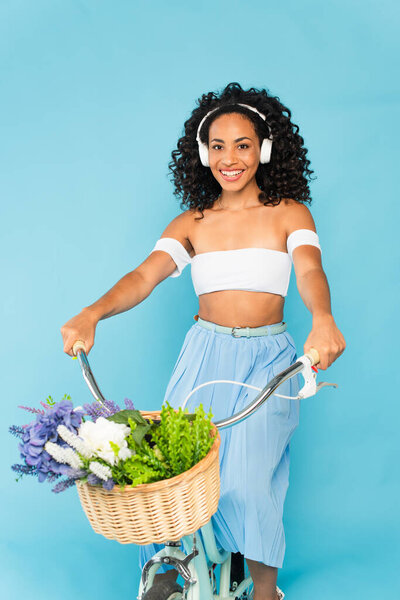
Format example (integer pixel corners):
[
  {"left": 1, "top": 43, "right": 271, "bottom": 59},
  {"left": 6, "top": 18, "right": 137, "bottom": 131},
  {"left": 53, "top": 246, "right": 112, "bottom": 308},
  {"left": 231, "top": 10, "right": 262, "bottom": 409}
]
[{"left": 210, "top": 136, "right": 252, "bottom": 143}]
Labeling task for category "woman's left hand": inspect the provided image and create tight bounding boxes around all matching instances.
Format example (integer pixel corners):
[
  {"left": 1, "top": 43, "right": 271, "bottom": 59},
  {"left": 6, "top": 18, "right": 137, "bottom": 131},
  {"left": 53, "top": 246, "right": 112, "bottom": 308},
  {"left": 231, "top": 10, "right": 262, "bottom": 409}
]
[{"left": 304, "top": 314, "right": 346, "bottom": 370}]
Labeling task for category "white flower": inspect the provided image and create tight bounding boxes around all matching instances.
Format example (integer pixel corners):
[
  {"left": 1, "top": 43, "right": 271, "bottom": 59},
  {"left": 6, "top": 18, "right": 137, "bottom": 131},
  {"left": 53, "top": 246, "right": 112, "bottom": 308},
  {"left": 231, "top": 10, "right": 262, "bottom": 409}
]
[
  {"left": 78, "top": 417, "right": 132, "bottom": 466},
  {"left": 56, "top": 425, "right": 93, "bottom": 459},
  {"left": 118, "top": 446, "right": 132, "bottom": 461},
  {"left": 45, "top": 442, "right": 83, "bottom": 469},
  {"left": 89, "top": 461, "right": 112, "bottom": 481}
]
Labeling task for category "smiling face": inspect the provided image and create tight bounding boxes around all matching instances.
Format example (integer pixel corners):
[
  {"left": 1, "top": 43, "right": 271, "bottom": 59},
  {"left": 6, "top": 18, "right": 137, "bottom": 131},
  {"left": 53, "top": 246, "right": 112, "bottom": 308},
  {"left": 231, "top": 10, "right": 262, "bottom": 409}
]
[{"left": 207, "top": 112, "right": 261, "bottom": 192}]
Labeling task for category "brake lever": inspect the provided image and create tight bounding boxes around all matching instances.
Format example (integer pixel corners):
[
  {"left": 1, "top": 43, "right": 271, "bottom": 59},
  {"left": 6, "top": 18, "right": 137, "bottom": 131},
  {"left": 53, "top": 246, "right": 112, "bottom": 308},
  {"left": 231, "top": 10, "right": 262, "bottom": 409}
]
[{"left": 296, "top": 355, "right": 338, "bottom": 399}]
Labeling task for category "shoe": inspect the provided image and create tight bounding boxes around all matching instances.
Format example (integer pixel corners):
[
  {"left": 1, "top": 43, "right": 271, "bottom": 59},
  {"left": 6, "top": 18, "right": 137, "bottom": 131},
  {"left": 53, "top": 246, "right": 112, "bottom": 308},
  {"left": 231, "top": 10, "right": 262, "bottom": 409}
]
[{"left": 276, "top": 585, "right": 285, "bottom": 599}]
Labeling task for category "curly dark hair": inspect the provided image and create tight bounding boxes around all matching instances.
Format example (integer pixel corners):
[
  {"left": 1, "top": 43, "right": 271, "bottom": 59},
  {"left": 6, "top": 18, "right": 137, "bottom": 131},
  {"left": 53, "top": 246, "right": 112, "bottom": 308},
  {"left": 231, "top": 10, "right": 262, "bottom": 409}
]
[{"left": 167, "top": 82, "right": 316, "bottom": 220}]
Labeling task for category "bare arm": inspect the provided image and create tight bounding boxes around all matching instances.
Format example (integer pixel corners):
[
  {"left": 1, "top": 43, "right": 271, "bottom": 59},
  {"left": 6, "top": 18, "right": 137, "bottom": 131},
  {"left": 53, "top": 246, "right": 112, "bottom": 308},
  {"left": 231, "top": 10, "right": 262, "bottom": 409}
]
[
  {"left": 60, "top": 268, "right": 155, "bottom": 356},
  {"left": 60, "top": 211, "right": 192, "bottom": 356},
  {"left": 285, "top": 202, "right": 346, "bottom": 369},
  {"left": 82, "top": 270, "right": 153, "bottom": 322},
  {"left": 296, "top": 262, "right": 333, "bottom": 321}
]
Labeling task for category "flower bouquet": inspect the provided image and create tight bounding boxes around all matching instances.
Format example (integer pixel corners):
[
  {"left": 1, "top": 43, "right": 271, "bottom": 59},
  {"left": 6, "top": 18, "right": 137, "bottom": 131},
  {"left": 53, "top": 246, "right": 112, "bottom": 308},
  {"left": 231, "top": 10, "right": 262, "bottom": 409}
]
[{"left": 10, "top": 395, "right": 221, "bottom": 544}]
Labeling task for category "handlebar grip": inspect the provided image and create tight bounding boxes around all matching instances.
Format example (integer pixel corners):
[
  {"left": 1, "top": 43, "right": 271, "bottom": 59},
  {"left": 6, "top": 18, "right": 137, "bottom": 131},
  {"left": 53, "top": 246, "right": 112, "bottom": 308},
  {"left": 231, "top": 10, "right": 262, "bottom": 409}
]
[
  {"left": 72, "top": 340, "right": 87, "bottom": 357},
  {"left": 305, "top": 347, "right": 320, "bottom": 366}
]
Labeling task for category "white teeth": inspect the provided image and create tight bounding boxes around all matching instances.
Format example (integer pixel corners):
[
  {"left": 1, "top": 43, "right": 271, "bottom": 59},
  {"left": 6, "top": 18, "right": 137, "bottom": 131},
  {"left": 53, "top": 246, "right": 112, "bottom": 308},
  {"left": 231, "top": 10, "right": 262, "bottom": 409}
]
[{"left": 221, "top": 170, "right": 244, "bottom": 176}]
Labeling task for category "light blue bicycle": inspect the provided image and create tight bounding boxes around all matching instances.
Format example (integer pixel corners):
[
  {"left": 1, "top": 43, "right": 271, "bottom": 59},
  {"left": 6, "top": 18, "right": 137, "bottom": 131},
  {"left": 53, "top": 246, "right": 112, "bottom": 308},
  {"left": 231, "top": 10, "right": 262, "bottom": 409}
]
[{"left": 74, "top": 343, "right": 337, "bottom": 600}]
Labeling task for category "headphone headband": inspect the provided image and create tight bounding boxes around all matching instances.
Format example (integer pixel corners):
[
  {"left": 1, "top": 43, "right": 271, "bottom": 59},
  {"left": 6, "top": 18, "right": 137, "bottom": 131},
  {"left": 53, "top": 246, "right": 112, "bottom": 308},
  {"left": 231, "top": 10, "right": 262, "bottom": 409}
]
[{"left": 195, "top": 103, "right": 273, "bottom": 167}]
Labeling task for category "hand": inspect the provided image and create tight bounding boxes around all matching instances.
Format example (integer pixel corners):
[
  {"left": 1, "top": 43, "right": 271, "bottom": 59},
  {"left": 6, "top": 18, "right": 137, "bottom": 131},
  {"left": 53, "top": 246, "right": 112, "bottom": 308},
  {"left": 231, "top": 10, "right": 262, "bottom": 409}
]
[
  {"left": 60, "top": 308, "right": 98, "bottom": 357},
  {"left": 304, "top": 314, "right": 346, "bottom": 370}
]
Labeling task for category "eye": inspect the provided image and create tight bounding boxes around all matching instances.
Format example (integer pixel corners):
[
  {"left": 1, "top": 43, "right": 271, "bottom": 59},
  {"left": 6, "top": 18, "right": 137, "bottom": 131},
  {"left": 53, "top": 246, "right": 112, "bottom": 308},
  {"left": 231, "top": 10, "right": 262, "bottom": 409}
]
[{"left": 211, "top": 144, "right": 249, "bottom": 150}]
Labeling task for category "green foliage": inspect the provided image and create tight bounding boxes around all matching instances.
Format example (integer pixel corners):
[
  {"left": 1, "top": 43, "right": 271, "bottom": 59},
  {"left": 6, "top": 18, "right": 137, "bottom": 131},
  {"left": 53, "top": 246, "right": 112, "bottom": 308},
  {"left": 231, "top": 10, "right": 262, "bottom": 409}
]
[
  {"left": 149, "top": 401, "right": 216, "bottom": 477},
  {"left": 46, "top": 394, "right": 70, "bottom": 407},
  {"left": 109, "top": 441, "right": 120, "bottom": 458},
  {"left": 126, "top": 416, "right": 153, "bottom": 450},
  {"left": 108, "top": 409, "right": 148, "bottom": 426},
  {"left": 107, "top": 402, "right": 217, "bottom": 488},
  {"left": 120, "top": 456, "right": 161, "bottom": 487},
  {"left": 111, "top": 426, "right": 172, "bottom": 488},
  {"left": 191, "top": 404, "right": 215, "bottom": 465}
]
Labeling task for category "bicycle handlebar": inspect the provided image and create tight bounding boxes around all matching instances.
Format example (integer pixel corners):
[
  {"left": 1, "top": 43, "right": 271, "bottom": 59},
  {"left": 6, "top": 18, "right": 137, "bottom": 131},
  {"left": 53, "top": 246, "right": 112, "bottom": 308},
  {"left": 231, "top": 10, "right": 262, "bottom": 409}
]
[{"left": 71, "top": 339, "right": 320, "bottom": 431}]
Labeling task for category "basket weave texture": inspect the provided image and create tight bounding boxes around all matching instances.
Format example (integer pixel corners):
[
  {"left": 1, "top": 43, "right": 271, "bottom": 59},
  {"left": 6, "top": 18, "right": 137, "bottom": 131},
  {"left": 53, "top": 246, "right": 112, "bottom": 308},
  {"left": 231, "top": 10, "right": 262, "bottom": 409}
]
[{"left": 76, "top": 410, "right": 221, "bottom": 545}]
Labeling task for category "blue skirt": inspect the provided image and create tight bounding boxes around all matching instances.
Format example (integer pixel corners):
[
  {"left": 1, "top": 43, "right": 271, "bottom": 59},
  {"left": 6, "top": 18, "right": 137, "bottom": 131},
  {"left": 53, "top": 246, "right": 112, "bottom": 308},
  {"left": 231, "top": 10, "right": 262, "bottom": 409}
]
[{"left": 138, "top": 318, "right": 301, "bottom": 572}]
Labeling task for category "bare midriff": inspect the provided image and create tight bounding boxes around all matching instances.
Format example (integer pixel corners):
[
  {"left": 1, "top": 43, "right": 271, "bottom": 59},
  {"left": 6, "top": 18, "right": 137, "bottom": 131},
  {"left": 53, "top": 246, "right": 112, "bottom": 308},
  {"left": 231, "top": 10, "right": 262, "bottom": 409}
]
[
  {"left": 187, "top": 199, "right": 291, "bottom": 328},
  {"left": 197, "top": 289, "right": 284, "bottom": 328}
]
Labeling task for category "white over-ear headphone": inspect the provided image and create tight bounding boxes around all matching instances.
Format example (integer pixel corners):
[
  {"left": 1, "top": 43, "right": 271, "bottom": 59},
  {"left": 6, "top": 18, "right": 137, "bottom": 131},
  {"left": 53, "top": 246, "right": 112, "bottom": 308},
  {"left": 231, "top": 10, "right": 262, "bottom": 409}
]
[{"left": 195, "top": 103, "right": 273, "bottom": 167}]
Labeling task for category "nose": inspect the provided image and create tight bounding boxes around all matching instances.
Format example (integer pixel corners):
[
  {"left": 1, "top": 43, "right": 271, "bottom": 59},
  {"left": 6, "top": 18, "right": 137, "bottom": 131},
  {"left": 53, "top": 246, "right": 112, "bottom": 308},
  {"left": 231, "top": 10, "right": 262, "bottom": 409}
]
[{"left": 221, "top": 147, "right": 238, "bottom": 166}]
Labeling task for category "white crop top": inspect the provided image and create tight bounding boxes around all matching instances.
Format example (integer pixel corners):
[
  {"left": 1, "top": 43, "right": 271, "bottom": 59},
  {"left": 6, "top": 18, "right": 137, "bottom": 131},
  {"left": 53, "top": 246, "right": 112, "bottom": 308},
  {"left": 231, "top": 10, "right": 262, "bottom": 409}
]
[{"left": 149, "top": 228, "right": 321, "bottom": 297}]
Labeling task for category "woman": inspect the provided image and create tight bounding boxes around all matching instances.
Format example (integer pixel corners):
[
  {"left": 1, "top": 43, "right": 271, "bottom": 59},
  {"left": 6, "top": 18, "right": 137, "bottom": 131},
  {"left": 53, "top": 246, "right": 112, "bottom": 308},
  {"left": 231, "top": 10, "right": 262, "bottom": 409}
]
[{"left": 61, "top": 82, "right": 346, "bottom": 600}]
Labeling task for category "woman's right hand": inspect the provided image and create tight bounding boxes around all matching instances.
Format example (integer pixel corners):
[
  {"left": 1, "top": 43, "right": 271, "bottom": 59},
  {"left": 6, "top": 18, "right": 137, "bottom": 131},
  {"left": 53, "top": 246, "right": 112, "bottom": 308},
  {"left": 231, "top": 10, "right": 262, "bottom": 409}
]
[{"left": 60, "top": 308, "right": 98, "bottom": 357}]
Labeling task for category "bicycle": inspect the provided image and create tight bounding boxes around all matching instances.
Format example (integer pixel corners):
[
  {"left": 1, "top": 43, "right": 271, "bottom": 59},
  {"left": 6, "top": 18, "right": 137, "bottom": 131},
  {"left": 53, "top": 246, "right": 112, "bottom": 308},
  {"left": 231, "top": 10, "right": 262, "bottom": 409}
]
[{"left": 73, "top": 341, "right": 338, "bottom": 600}]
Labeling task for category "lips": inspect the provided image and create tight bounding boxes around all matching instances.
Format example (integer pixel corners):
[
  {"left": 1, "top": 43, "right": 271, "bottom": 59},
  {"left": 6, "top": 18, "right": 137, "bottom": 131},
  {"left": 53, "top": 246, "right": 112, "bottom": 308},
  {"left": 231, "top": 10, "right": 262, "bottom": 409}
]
[{"left": 219, "top": 169, "right": 245, "bottom": 182}]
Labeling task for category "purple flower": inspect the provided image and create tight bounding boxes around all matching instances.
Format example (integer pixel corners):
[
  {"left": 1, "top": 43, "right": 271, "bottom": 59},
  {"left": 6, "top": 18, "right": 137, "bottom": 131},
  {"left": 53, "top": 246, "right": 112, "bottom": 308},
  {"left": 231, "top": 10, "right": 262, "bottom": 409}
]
[
  {"left": 82, "top": 397, "right": 135, "bottom": 420},
  {"left": 102, "top": 478, "right": 115, "bottom": 491},
  {"left": 86, "top": 473, "right": 115, "bottom": 490},
  {"left": 46, "top": 472, "right": 62, "bottom": 483},
  {"left": 124, "top": 398, "right": 135, "bottom": 410},
  {"left": 11, "top": 464, "right": 37, "bottom": 477},
  {"left": 17, "top": 400, "right": 85, "bottom": 483},
  {"left": 83, "top": 398, "right": 121, "bottom": 419},
  {"left": 18, "top": 405, "right": 46, "bottom": 416},
  {"left": 52, "top": 478, "right": 76, "bottom": 493},
  {"left": 9, "top": 425, "right": 25, "bottom": 439},
  {"left": 66, "top": 467, "right": 88, "bottom": 480},
  {"left": 87, "top": 473, "right": 102, "bottom": 486}
]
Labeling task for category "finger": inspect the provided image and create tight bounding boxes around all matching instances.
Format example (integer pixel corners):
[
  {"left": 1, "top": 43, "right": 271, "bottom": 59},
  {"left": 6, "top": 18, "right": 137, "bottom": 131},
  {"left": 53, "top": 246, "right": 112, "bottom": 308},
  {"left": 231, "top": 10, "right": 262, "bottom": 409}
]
[
  {"left": 304, "top": 347, "right": 321, "bottom": 366},
  {"left": 64, "top": 342, "right": 75, "bottom": 357}
]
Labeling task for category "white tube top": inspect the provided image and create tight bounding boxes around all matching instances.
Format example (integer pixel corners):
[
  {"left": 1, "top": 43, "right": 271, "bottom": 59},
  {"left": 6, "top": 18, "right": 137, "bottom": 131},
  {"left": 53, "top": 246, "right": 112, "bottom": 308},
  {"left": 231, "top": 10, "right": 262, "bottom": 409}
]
[{"left": 149, "top": 228, "right": 321, "bottom": 297}]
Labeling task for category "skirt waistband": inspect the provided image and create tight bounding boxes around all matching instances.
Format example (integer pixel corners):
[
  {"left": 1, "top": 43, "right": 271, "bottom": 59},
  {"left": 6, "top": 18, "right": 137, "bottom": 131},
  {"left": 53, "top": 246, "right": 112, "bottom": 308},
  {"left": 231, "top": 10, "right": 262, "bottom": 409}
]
[{"left": 193, "top": 314, "right": 287, "bottom": 337}]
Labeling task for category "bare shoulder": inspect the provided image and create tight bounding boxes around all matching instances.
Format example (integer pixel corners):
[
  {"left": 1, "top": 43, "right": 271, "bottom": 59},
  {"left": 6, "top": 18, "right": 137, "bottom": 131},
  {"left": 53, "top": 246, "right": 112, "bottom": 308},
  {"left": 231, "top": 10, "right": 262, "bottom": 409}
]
[
  {"left": 280, "top": 199, "right": 317, "bottom": 236},
  {"left": 157, "top": 209, "right": 195, "bottom": 256}
]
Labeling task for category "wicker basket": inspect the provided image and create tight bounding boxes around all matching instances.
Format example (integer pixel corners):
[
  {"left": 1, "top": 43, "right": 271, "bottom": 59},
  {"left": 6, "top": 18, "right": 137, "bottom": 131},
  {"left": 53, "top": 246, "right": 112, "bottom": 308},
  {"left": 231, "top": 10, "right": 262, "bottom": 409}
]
[{"left": 76, "top": 410, "right": 221, "bottom": 545}]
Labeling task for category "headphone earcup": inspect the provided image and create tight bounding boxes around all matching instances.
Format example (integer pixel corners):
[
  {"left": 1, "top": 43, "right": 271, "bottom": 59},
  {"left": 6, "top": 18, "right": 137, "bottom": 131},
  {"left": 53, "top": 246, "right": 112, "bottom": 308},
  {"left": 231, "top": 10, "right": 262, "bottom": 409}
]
[
  {"left": 260, "top": 138, "right": 273, "bottom": 164},
  {"left": 199, "top": 138, "right": 272, "bottom": 166},
  {"left": 198, "top": 142, "right": 209, "bottom": 167}
]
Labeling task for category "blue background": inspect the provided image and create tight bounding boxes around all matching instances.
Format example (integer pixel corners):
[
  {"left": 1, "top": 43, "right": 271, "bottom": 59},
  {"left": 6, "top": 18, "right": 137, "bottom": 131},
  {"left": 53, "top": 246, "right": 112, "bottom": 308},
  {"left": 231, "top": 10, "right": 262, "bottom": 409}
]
[{"left": 2, "top": 1, "right": 399, "bottom": 598}]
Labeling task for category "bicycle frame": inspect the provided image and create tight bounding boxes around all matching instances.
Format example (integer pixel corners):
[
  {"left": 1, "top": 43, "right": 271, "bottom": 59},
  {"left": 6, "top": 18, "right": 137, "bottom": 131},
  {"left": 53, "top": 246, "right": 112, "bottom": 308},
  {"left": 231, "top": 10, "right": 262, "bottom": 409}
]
[
  {"left": 137, "top": 520, "right": 252, "bottom": 600},
  {"left": 73, "top": 345, "right": 323, "bottom": 599}
]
